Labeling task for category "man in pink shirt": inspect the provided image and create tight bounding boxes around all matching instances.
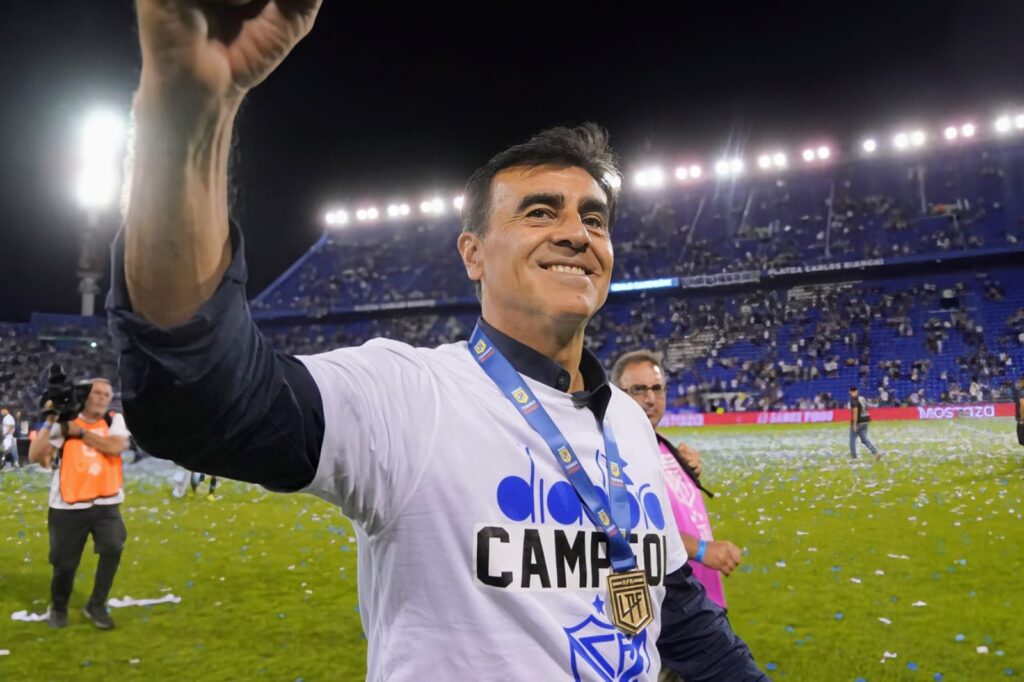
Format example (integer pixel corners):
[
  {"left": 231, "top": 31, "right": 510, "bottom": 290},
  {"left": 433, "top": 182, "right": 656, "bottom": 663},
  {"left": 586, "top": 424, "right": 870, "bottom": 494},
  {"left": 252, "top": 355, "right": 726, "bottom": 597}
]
[{"left": 612, "top": 351, "right": 741, "bottom": 609}]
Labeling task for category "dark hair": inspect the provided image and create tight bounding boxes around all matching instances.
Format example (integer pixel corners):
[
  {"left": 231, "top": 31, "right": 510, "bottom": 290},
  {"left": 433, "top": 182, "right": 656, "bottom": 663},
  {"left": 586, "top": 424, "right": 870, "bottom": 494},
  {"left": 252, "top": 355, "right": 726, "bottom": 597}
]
[
  {"left": 461, "top": 123, "right": 621, "bottom": 239},
  {"left": 610, "top": 350, "right": 664, "bottom": 387}
]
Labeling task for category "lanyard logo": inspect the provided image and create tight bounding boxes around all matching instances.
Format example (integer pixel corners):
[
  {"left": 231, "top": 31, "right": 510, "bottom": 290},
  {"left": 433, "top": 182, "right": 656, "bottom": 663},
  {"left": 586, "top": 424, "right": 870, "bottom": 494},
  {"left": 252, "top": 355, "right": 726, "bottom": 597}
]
[
  {"left": 512, "top": 388, "right": 530, "bottom": 404},
  {"left": 473, "top": 339, "right": 488, "bottom": 355},
  {"left": 609, "top": 461, "right": 620, "bottom": 478}
]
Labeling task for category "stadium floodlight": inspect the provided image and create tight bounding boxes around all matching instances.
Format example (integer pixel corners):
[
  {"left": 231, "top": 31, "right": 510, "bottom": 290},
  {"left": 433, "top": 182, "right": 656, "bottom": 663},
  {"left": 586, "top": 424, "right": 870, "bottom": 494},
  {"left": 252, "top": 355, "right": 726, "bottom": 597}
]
[
  {"left": 430, "top": 197, "right": 445, "bottom": 214},
  {"left": 635, "top": 166, "right": 666, "bottom": 189},
  {"left": 325, "top": 209, "right": 348, "bottom": 227},
  {"left": 801, "top": 148, "right": 815, "bottom": 162},
  {"left": 816, "top": 146, "right": 831, "bottom": 160},
  {"left": 729, "top": 158, "right": 744, "bottom": 174},
  {"left": 453, "top": 195, "right": 465, "bottom": 211},
  {"left": 862, "top": 138, "right": 878, "bottom": 153},
  {"left": 714, "top": 159, "right": 730, "bottom": 176},
  {"left": 943, "top": 126, "right": 958, "bottom": 141},
  {"left": 772, "top": 152, "right": 787, "bottom": 168},
  {"left": 420, "top": 200, "right": 433, "bottom": 214},
  {"left": 757, "top": 154, "right": 772, "bottom": 170},
  {"left": 675, "top": 166, "right": 689, "bottom": 181},
  {"left": 399, "top": 203, "right": 410, "bottom": 216},
  {"left": 386, "top": 204, "right": 400, "bottom": 218},
  {"left": 960, "top": 123, "right": 976, "bottom": 138},
  {"left": 75, "top": 109, "right": 127, "bottom": 210},
  {"left": 689, "top": 164, "right": 703, "bottom": 179},
  {"left": 995, "top": 115, "right": 1012, "bottom": 133},
  {"left": 910, "top": 130, "right": 926, "bottom": 147},
  {"left": 893, "top": 132, "right": 910, "bottom": 149},
  {"left": 1015, "top": 114, "right": 1024, "bottom": 129},
  {"left": 356, "top": 208, "right": 367, "bottom": 221}
]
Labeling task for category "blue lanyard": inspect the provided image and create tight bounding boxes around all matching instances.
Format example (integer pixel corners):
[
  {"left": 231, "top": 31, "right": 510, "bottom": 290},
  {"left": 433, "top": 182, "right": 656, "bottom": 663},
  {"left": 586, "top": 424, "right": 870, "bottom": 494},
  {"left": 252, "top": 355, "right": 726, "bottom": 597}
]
[{"left": 469, "top": 325, "right": 638, "bottom": 573}]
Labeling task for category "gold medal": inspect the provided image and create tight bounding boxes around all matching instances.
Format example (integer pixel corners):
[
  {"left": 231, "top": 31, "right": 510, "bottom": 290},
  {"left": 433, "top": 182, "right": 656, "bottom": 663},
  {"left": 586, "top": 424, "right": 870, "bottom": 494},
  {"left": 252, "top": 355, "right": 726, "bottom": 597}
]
[{"left": 606, "top": 569, "right": 653, "bottom": 636}]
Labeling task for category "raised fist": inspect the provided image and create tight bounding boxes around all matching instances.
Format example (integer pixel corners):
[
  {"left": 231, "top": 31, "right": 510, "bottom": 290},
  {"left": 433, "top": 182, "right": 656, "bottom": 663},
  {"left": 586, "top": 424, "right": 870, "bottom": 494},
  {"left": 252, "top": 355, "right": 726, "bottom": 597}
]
[{"left": 136, "top": 0, "right": 322, "bottom": 106}]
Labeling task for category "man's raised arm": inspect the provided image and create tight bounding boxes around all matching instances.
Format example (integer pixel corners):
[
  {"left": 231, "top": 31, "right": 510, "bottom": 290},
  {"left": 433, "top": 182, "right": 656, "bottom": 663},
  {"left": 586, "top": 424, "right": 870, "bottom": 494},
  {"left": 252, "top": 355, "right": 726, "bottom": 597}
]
[
  {"left": 127, "top": 0, "right": 321, "bottom": 326},
  {"left": 109, "top": 1, "right": 325, "bottom": 491}
]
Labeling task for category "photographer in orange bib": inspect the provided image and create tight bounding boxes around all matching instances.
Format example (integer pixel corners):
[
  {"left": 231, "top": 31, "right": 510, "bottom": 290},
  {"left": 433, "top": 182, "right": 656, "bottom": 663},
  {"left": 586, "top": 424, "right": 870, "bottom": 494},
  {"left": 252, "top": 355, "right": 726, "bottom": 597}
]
[{"left": 28, "top": 377, "right": 130, "bottom": 630}]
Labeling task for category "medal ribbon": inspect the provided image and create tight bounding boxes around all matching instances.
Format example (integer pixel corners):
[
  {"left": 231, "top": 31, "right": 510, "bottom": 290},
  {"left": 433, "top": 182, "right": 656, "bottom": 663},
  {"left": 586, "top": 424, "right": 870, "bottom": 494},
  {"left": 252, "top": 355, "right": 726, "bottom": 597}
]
[{"left": 469, "top": 324, "right": 638, "bottom": 573}]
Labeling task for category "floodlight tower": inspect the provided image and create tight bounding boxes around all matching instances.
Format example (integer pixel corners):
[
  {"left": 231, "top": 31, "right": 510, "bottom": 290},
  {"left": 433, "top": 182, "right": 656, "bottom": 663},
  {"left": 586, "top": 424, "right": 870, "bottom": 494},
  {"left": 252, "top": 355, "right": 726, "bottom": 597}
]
[{"left": 73, "top": 110, "right": 126, "bottom": 316}]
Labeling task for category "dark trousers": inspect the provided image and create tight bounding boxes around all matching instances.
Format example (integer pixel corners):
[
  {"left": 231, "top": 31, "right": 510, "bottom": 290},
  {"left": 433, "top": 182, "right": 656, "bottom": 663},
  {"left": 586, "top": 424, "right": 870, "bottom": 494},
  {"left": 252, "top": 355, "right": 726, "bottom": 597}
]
[
  {"left": 1017, "top": 422, "right": 1024, "bottom": 447},
  {"left": 657, "top": 569, "right": 770, "bottom": 681},
  {"left": 48, "top": 504, "right": 127, "bottom": 612}
]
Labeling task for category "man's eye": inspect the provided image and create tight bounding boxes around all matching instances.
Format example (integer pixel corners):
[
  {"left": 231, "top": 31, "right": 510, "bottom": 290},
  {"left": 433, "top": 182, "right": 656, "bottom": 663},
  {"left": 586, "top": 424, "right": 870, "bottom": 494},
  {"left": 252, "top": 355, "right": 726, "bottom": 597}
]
[{"left": 527, "top": 208, "right": 553, "bottom": 218}]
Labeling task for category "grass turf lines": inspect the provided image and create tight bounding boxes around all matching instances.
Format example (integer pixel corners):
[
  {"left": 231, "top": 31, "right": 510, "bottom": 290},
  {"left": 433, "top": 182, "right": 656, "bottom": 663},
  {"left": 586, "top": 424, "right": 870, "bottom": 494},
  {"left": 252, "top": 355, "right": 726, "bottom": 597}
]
[{"left": 1, "top": 418, "right": 1021, "bottom": 680}]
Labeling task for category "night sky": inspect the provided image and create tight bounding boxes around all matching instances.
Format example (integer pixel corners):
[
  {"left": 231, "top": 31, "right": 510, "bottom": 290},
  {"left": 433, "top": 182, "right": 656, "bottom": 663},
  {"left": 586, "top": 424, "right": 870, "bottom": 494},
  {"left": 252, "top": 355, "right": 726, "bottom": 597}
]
[{"left": 2, "top": 1, "right": 1024, "bottom": 321}]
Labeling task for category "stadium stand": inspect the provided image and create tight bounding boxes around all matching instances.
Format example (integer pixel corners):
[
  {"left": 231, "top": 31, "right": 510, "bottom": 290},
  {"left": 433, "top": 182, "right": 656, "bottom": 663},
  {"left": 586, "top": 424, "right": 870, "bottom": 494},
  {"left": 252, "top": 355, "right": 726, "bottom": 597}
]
[{"left": 3, "top": 141, "right": 1023, "bottom": 414}]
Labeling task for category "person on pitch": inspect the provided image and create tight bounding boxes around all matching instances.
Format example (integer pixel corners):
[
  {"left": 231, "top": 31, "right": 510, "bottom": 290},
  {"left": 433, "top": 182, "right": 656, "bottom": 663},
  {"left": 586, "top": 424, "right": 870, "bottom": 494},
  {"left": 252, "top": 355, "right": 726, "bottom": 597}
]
[
  {"left": 28, "top": 380, "right": 130, "bottom": 630},
  {"left": 612, "top": 351, "right": 741, "bottom": 610},
  {"left": 112, "top": 2, "right": 766, "bottom": 679},
  {"left": 848, "top": 386, "right": 882, "bottom": 461}
]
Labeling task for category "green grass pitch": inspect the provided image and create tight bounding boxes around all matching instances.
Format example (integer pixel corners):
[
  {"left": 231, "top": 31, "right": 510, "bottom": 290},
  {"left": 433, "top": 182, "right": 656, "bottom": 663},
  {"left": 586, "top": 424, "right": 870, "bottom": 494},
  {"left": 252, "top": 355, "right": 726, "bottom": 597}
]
[{"left": 1, "top": 419, "right": 1021, "bottom": 680}]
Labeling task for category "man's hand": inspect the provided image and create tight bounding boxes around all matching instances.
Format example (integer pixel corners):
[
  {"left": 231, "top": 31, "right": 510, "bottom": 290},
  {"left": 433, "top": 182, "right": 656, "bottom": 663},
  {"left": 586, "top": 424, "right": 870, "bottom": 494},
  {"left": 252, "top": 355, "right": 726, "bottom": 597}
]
[
  {"left": 137, "top": 0, "right": 322, "bottom": 109},
  {"left": 128, "top": 1, "right": 321, "bottom": 328},
  {"left": 677, "top": 442, "right": 702, "bottom": 477},
  {"left": 700, "top": 540, "right": 742, "bottom": 576},
  {"left": 65, "top": 422, "right": 84, "bottom": 439}
]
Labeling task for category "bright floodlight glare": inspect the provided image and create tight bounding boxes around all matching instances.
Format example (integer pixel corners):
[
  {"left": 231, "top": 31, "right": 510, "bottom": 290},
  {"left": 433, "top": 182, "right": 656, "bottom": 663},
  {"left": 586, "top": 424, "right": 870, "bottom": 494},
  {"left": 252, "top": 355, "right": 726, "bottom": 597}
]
[
  {"left": 961, "top": 123, "right": 976, "bottom": 138},
  {"left": 910, "top": 130, "right": 926, "bottom": 147},
  {"left": 366, "top": 207, "right": 379, "bottom": 220},
  {"left": 772, "top": 152, "right": 787, "bottom": 168},
  {"left": 714, "top": 160, "right": 730, "bottom": 176},
  {"left": 80, "top": 110, "right": 126, "bottom": 165},
  {"left": 675, "top": 166, "right": 689, "bottom": 181},
  {"left": 325, "top": 211, "right": 337, "bottom": 226},
  {"left": 944, "top": 126, "right": 958, "bottom": 141},
  {"left": 431, "top": 197, "right": 445, "bottom": 214},
  {"left": 336, "top": 210, "right": 348, "bottom": 225},
  {"left": 356, "top": 209, "right": 367, "bottom": 221},
  {"left": 995, "top": 115, "right": 1012, "bottom": 133},
  {"left": 76, "top": 110, "right": 126, "bottom": 209},
  {"left": 420, "top": 200, "right": 432, "bottom": 214},
  {"left": 1015, "top": 114, "right": 1024, "bottom": 129},
  {"left": 729, "top": 158, "right": 744, "bottom": 174},
  {"left": 635, "top": 167, "right": 665, "bottom": 189},
  {"left": 816, "top": 146, "right": 830, "bottom": 160},
  {"left": 862, "top": 138, "right": 878, "bottom": 153},
  {"left": 453, "top": 195, "right": 465, "bottom": 211},
  {"left": 801, "top": 148, "right": 815, "bottom": 162},
  {"left": 386, "top": 204, "right": 400, "bottom": 218},
  {"left": 757, "top": 155, "right": 771, "bottom": 170},
  {"left": 75, "top": 167, "right": 119, "bottom": 210},
  {"left": 689, "top": 165, "right": 702, "bottom": 178},
  {"left": 399, "top": 203, "right": 410, "bottom": 216},
  {"left": 893, "top": 132, "right": 909, "bottom": 149}
]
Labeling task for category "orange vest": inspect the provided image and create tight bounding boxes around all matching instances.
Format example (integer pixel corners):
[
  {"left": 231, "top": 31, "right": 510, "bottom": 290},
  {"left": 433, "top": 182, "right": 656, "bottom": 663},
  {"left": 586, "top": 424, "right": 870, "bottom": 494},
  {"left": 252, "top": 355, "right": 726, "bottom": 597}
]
[{"left": 58, "top": 416, "right": 123, "bottom": 504}]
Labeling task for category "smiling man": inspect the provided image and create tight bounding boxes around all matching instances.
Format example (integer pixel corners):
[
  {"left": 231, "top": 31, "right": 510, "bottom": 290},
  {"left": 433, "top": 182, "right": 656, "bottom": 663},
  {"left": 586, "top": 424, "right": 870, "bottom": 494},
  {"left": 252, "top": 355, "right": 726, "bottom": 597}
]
[{"left": 111, "top": 2, "right": 766, "bottom": 680}]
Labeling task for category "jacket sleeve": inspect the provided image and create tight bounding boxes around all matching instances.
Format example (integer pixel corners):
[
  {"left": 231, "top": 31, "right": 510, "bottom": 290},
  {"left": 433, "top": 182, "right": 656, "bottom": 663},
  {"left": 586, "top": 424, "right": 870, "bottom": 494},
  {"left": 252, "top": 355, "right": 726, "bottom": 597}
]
[
  {"left": 105, "top": 224, "right": 324, "bottom": 492},
  {"left": 657, "top": 566, "right": 768, "bottom": 680}
]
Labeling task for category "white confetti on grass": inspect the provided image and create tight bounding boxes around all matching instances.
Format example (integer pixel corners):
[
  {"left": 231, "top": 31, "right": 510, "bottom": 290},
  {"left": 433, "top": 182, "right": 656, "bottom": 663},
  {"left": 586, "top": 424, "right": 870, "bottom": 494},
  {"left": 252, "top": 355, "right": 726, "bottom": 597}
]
[
  {"left": 887, "top": 553, "right": 910, "bottom": 560},
  {"left": 977, "top": 646, "right": 989, "bottom": 654},
  {"left": 108, "top": 594, "right": 181, "bottom": 608},
  {"left": 10, "top": 610, "right": 47, "bottom": 622},
  {"left": 878, "top": 617, "right": 892, "bottom": 625},
  {"left": 911, "top": 600, "right": 927, "bottom": 607}
]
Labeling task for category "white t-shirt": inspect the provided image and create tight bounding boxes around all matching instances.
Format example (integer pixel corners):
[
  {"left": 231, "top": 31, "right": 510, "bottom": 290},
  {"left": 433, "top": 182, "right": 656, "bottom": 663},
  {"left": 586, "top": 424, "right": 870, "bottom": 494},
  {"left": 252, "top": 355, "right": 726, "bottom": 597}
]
[
  {"left": 299, "top": 339, "right": 686, "bottom": 682},
  {"left": 2, "top": 413, "right": 14, "bottom": 451},
  {"left": 47, "top": 413, "right": 130, "bottom": 510}
]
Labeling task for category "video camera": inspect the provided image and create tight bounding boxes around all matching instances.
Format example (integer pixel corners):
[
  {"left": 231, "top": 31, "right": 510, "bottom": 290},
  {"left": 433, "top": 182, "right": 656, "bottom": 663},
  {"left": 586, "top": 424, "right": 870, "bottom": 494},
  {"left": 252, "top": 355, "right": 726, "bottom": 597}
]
[{"left": 39, "top": 364, "right": 93, "bottom": 423}]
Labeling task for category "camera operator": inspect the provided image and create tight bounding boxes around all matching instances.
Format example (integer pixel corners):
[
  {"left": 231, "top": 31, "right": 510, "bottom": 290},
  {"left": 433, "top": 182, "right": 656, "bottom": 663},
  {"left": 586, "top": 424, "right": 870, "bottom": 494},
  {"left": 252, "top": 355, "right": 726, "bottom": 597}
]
[{"left": 28, "top": 377, "right": 130, "bottom": 630}]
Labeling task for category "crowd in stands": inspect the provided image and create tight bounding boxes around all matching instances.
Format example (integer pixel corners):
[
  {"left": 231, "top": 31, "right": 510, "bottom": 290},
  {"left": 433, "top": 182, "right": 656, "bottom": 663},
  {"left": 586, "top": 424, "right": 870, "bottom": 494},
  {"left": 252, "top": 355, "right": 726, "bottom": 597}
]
[
  {"left": 252, "top": 144, "right": 1024, "bottom": 316},
  {"left": 5, "top": 144, "right": 1024, "bottom": 415}
]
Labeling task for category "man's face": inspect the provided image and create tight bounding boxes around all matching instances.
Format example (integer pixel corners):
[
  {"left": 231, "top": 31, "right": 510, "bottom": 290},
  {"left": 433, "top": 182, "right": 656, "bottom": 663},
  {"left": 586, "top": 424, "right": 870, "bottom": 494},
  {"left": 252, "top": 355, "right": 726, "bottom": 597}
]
[
  {"left": 618, "top": 361, "right": 667, "bottom": 429},
  {"left": 459, "top": 165, "right": 613, "bottom": 330},
  {"left": 84, "top": 381, "right": 113, "bottom": 417}
]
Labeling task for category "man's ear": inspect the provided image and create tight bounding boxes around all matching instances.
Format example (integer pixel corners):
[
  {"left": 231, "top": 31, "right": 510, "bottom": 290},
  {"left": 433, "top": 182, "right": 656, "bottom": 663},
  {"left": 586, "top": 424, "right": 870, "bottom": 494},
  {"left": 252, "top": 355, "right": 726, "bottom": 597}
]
[{"left": 457, "top": 232, "right": 484, "bottom": 284}]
